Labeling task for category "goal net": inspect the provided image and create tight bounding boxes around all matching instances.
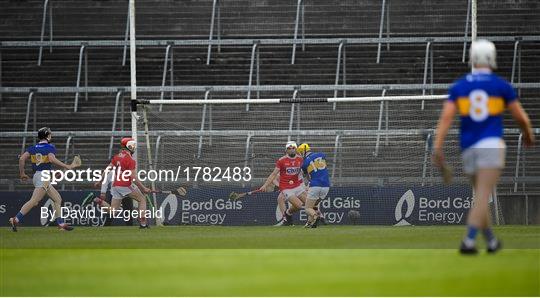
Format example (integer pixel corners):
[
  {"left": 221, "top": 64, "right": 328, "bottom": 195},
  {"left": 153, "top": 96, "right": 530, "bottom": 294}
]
[{"left": 134, "top": 93, "right": 491, "bottom": 226}]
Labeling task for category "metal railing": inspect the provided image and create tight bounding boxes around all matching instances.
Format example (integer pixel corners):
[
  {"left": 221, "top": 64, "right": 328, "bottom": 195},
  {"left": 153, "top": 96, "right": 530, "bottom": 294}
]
[
  {"left": 159, "top": 43, "right": 174, "bottom": 112},
  {"left": 108, "top": 89, "right": 124, "bottom": 159},
  {"left": 421, "top": 40, "right": 434, "bottom": 110},
  {"left": 333, "top": 40, "right": 347, "bottom": 110},
  {"left": 4, "top": 128, "right": 538, "bottom": 189},
  {"left": 291, "top": 0, "right": 305, "bottom": 64},
  {"left": 21, "top": 91, "right": 36, "bottom": 154},
  {"left": 61, "top": 135, "right": 74, "bottom": 190},
  {"left": 376, "top": 0, "right": 391, "bottom": 63},
  {"left": 37, "top": 0, "right": 53, "bottom": 66},
  {"left": 5, "top": 36, "right": 539, "bottom": 63},
  {"left": 2, "top": 82, "right": 539, "bottom": 95},
  {"left": 462, "top": 0, "right": 472, "bottom": 62},
  {"left": 197, "top": 89, "right": 213, "bottom": 159},
  {"left": 246, "top": 41, "right": 260, "bottom": 111},
  {"left": 207, "top": 0, "right": 222, "bottom": 64},
  {"left": 74, "top": 43, "right": 88, "bottom": 112},
  {"left": 28, "top": 0, "right": 486, "bottom": 67},
  {"left": 3, "top": 35, "right": 537, "bottom": 112},
  {"left": 287, "top": 89, "right": 301, "bottom": 143}
]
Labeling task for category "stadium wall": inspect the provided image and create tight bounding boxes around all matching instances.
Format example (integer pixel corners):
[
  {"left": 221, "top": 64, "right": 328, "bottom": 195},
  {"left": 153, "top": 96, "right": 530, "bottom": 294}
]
[{"left": 1, "top": 186, "right": 509, "bottom": 226}]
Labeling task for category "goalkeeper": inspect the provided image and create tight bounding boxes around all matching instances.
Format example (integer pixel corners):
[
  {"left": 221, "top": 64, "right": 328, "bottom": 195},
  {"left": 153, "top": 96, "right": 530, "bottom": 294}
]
[
  {"left": 9, "top": 127, "right": 79, "bottom": 231},
  {"left": 260, "top": 141, "right": 306, "bottom": 226}
]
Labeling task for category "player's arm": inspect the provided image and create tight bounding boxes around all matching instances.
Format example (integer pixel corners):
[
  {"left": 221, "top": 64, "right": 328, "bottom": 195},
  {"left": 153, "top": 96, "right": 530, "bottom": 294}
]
[
  {"left": 260, "top": 167, "right": 280, "bottom": 191},
  {"left": 508, "top": 101, "right": 535, "bottom": 147},
  {"left": 18, "top": 152, "right": 30, "bottom": 181},
  {"left": 94, "top": 163, "right": 115, "bottom": 200},
  {"left": 301, "top": 168, "right": 310, "bottom": 186},
  {"left": 95, "top": 163, "right": 114, "bottom": 187},
  {"left": 132, "top": 173, "right": 150, "bottom": 194},
  {"left": 433, "top": 101, "right": 457, "bottom": 167},
  {"left": 129, "top": 159, "right": 150, "bottom": 194},
  {"left": 48, "top": 153, "right": 75, "bottom": 170},
  {"left": 272, "top": 174, "right": 280, "bottom": 187},
  {"left": 301, "top": 162, "right": 311, "bottom": 182}
]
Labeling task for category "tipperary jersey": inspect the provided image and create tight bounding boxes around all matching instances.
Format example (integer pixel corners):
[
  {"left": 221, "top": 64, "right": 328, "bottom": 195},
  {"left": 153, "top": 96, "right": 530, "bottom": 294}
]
[
  {"left": 301, "top": 152, "right": 331, "bottom": 187},
  {"left": 26, "top": 142, "right": 56, "bottom": 172},
  {"left": 448, "top": 70, "right": 517, "bottom": 150}
]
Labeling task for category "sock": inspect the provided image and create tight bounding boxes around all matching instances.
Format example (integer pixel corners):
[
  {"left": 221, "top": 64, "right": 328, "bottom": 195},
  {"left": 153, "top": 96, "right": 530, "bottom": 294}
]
[
  {"left": 464, "top": 225, "right": 478, "bottom": 247},
  {"left": 56, "top": 217, "right": 65, "bottom": 225},
  {"left": 483, "top": 228, "right": 497, "bottom": 246},
  {"left": 15, "top": 212, "right": 24, "bottom": 223}
]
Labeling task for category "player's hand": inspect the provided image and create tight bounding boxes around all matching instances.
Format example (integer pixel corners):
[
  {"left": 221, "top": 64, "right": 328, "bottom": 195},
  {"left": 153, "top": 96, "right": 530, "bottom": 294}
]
[
  {"left": 99, "top": 193, "right": 106, "bottom": 201},
  {"left": 141, "top": 186, "right": 151, "bottom": 194},
  {"left": 94, "top": 180, "right": 102, "bottom": 188},
  {"left": 432, "top": 148, "right": 445, "bottom": 168},
  {"left": 258, "top": 185, "right": 267, "bottom": 193},
  {"left": 524, "top": 130, "right": 536, "bottom": 148},
  {"left": 20, "top": 173, "right": 30, "bottom": 182},
  {"left": 264, "top": 184, "right": 276, "bottom": 192}
]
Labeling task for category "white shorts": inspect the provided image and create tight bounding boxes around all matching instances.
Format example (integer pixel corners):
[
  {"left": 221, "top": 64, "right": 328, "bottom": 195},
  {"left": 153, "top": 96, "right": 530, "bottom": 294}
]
[
  {"left": 307, "top": 186, "right": 330, "bottom": 201},
  {"left": 110, "top": 184, "right": 139, "bottom": 199},
  {"left": 33, "top": 171, "right": 50, "bottom": 190},
  {"left": 462, "top": 138, "right": 506, "bottom": 175},
  {"left": 281, "top": 184, "right": 306, "bottom": 201}
]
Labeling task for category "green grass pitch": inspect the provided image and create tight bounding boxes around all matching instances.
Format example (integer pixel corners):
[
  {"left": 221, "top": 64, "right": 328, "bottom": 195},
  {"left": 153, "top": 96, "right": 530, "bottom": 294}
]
[{"left": 1, "top": 225, "right": 539, "bottom": 296}]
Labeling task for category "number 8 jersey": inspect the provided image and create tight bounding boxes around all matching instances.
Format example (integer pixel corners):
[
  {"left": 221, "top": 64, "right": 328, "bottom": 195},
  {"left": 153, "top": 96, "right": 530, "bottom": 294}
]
[{"left": 448, "top": 69, "right": 517, "bottom": 150}]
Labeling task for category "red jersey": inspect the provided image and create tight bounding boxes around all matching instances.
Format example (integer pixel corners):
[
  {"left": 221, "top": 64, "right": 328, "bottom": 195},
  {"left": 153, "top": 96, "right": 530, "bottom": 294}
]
[
  {"left": 275, "top": 155, "right": 303, "bottom": 191},
  {"left": 111, "top": 150, "right": 136, "bottom": 187}
]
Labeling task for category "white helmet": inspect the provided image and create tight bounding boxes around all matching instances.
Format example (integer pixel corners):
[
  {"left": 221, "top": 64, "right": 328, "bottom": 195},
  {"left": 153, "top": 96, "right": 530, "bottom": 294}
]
[
  {"left": 470, "top": 39, "right": 497, "bottom": 69},
  {"left": 285, "top": 141, "right": 297, "bottom": 150}
]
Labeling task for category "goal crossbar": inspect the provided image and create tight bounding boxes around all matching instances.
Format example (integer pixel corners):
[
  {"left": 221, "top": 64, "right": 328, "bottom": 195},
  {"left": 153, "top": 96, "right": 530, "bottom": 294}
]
[{"left": 137, "top": 95, "right": 447, "bottom": 106}]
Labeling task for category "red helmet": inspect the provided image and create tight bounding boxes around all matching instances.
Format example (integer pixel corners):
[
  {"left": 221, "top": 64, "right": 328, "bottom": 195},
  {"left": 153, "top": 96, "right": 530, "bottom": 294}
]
[{"left": 121, "top": 137, "right": 136, "bottom": 153}]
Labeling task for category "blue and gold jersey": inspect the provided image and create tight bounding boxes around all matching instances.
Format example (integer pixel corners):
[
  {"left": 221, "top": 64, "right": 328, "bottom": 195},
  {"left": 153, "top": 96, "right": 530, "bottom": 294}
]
[
  {"left": 448, "top": 70, "right": 517, "bottom": 150},
  {"left": 301, "top": 152, "right": 330, "bottom": 187},
  {"left": 26, "top": 142, "right": 56, "bottom": 172}
]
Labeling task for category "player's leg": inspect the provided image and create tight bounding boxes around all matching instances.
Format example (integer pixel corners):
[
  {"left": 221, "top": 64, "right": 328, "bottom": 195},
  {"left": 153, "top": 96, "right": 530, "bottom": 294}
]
[
  {"left": 122, "top": 196, "right": 134, "bottom": 226},
  {"left": 9, "top": 187, "right": 47, "bottom": 231},
  {"left": 298, "top": 192, "right": 306, "bottom": 204},
  {"left": 285, "top": 196, "right": 301, "bottom": 218},
  {"left": 46, "top": 185, "right": 74, "bottom": 231},
  {"left": 95, "top": 196, "right": 112, "bottom": 209},
  {"left": 304, "top": 198, "right": 318, "bottom": 226},
  {"left": 273, "top": 192, "right": 288, "bottom": 226},
  {"left": 304, "top": 188, "right": 318, "bottom": 225},
  {"left": 96, "top": 187, "right": 124, "bottom": 224},
  {"left": 466, "top": 168, "right": 501, "bottom": 252},
  {"left": 305, "top": 187, "right": 328, "bottom": 228},
  {"left": 313, "top": 198, "right": 325, "bottom": 224},
  {"left": 281, "top": 195, "right": 302, "bottom": 226},
  {"left": 127, "top": 189, "right": 149, "bottom": 228},
  {"left": 460, "top": 147, "right": 504, "bottom": 254},
  {"left": 278, "top": 192, "right": 286, "bottom": 215},
  {"left": 280, "top": 185, "right": 306, "bottom": 225}
]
